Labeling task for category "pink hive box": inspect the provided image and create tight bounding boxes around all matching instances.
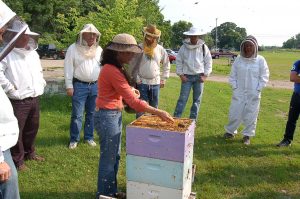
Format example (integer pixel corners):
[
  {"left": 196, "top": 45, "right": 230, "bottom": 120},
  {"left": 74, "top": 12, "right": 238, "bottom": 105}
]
[{"left": 126, "top": 115, "right": 195, "bottom": 163}]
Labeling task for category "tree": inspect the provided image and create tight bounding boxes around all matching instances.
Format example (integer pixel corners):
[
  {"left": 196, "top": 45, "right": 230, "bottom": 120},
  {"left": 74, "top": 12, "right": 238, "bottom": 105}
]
[
  {"left": 4, "top": 0, "right": 172, "bottom": 48},
  {"left": 171, "top": 21, "right": 192, "bottom": 49},
  {"left": 72, "top": 0, "right": 144, "bottom": 47},
  {"left": 283, "top": 33, "right": 300, "bottom": 49},
  {"left": 211, "top": 22, "right": 246, "bottom": 50},
  {"left": 135, "top": 0, "right": 172, "bottom": 47},
  {"left": 202, "top": 34, "right": 214, "bottom": 49}
]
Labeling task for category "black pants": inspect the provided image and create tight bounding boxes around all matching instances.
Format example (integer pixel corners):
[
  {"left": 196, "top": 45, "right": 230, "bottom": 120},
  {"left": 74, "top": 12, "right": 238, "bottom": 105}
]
[
  {"left": 10, "top": 97, "right": 40, "bottom": 167},
  {"left": 284, "top": 92, "right": 300, "bottom": 141}
]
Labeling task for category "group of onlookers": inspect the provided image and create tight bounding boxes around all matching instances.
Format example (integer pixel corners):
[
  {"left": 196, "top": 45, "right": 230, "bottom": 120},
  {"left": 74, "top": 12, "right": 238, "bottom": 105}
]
[{"left": 1, "top": 1, "right": 300, "bottom": 198}]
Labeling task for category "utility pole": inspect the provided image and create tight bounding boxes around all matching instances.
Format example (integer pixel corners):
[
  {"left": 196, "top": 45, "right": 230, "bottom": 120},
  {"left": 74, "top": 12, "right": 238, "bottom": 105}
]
[{"left": 215, "top": 18, "right": 218, "bottom": 51}]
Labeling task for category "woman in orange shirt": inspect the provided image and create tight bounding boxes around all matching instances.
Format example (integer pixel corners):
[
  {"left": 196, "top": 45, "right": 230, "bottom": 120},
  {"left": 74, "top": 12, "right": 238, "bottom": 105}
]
[{"left": 94, "top": 33, "right": 173, "bottom": 198}]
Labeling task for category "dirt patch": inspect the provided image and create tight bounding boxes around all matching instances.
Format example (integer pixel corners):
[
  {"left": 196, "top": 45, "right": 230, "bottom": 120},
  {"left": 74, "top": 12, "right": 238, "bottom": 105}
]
[
  {"left": 207, "top": 75, "right": 293, "bottom": 90},
  {"left": 130, "top": 115, "right": 193, "bottom": 132},
  {"left": 41, "top": 59, "right": 293, "bottom": 90}
]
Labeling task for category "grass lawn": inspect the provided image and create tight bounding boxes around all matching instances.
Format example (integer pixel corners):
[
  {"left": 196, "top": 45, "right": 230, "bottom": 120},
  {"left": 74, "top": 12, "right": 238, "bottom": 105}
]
[
  {"left": 18, "top": 77, "right": 300, "bottom": 199},
  {"left": 171, "top": 50, "right": 300, "bottom": 81}
]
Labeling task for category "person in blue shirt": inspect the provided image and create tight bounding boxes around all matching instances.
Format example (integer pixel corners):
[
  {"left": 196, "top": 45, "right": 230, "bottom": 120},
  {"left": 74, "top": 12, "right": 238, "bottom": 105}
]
[{"left": 277, "top": 60, "right": 300, "bottom": 147}]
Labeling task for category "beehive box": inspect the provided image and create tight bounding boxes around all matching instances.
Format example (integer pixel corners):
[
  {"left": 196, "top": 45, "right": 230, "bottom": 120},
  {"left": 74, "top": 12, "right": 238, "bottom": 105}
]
[
  {"left": 126, "top": 115, "right": 195, "bottom": 162},
  {"left": 126, "top": 153, "right": 193, "bottom": 189},
  {"left": 126, "top": 176, "right": 192, "bottom": 199}
]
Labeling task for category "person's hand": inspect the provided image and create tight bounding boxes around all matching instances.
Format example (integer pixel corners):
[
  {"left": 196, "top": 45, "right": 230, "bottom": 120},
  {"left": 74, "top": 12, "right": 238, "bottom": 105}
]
[
  {"left": 66, "top": 88, "right": 74, "bottom": 96},
  {"left": 157, "top": 110, "right": 174, "bottom": 123},
  {"left": 131, "top": 87, "right": 140, "bottom": 98},
  {"left": 200, "top": 74, "right": 207, "bottom": 83},
  {"left": 0, "top": 162, "right": 11, "bottom": 182},
  {"left": 160, "top": 80, "right": 165, "bottom": 88},
  {"left": 180, "top": 75, "right": 187, "bottom": 83}
]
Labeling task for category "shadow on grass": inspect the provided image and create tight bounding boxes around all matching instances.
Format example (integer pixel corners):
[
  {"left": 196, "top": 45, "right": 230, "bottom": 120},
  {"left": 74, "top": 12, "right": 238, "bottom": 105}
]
[
  {"left": 20, "top": 191, "right": 95, "bottom": 199},
  {"left": 232, "top": 191, "right": 300, "bottom": 199},
  {"left": 20, "top": 185, "right": 127, "bottom": 199},
  {"left": 192, "top": 133, "right": 300, "bottom": 195}
]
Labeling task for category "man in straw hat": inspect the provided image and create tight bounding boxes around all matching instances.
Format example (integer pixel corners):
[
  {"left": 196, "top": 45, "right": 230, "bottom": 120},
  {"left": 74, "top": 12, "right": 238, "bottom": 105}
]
[
  {"left": 0, "top": 22, "right": 47, "bottom": 171},
  {"left": 64, "top": 24, "right": 103, "bottom": 149},
  {"left": 94, "top": 33, "right": 173, "bottom": 198},
  {"left": 0, "top": 0, "right": 28, "bottom": 197},
  {"left": 223, "top": 35, "right": 269, "bottom": 145},
  {"left": 131, "top": 24, "right": 170, "bottom": 118},
  {"left": 174, "top": 26, "right": 212, "bottom": 120}
]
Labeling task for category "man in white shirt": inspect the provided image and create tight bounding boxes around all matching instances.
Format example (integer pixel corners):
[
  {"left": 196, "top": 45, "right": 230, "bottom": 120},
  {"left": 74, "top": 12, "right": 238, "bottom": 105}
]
[
  {"left": 133, "top": 24, "right": 170, "bottom": 117},
  {"left": 0, "top": 23, "right": 46, "bottom": 171},
  {"left": 174, "top": 27, "right": 212, "bottom": 120},
  {"left": 0, "top": 1, "right": 27, "bottom": 198},
  {"left": 64, "top": 24, "right": 102, "bottom": 149}
]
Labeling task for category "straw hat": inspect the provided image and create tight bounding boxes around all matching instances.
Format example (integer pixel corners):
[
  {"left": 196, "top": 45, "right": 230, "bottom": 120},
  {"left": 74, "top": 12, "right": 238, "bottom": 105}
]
[
  {"left": 106, "top": 33, "right": 142, "bottom": 53},
  {"left": 183, "top": 27, "right": 206, "bottom": 36},
  {"left": 143, "top": 24, "right": 161, "bottom": 38}
]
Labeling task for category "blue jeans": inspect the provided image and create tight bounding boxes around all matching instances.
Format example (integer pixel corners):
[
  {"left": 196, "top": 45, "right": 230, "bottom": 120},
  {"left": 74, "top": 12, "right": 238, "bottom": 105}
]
[
  {"left": 70, "top": 82, "right": 97, "bottom": 142},
  {"left": 0, "top": 150, "right": 20, "bottom": 199},
  {"left": 94, "top": 109, "right": 122, "bottom": 197},
  {"left": 174, "top": 74, "right": 204, "bottom": 119},
  {"left": 136, "top": 84, "right": 160, "bottom": 118}
]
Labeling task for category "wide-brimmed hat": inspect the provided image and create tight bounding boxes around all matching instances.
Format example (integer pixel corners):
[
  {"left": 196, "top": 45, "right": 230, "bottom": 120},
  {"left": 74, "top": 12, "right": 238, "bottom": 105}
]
[
  {"left": 106, "top": 33, "right": 142, "bottom": 53},
  {"left": 0, "top": 1, "right": 16, "bottom": 29},
  {"left": 6, "top": 19, "right": 39, "bottom": 36},
  {"left": 183, "top": 27, "right": 206, "bottom": 36},
  {"left": 143, "top": 24, "right": 161, "bottom": 38}
]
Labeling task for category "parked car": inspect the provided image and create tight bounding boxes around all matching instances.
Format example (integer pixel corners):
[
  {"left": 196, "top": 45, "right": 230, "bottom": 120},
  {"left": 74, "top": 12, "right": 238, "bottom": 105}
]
[
  {"left": 37, "top": 44, "right": 66, "bottom": 59},
  {"left": 165, "top": 48, "right": 177, "bottom": 56},
  {"left": 211, "top": 49, "right": 238, "bottom": 59},
  {"left": 168, "top": 53, "right": 176, "bottom": 64},
  {"left": 165, "top": 49, "right": 177, "bottom": 64}
]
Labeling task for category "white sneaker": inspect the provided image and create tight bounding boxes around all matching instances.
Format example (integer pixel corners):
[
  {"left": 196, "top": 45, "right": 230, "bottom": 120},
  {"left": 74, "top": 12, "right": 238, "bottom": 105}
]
[
  {"left": 86, "top": 140, "right": 97, "bottom": 147},
  {"left": 69, "top": 141, "right": 78, "bottom": 149}
]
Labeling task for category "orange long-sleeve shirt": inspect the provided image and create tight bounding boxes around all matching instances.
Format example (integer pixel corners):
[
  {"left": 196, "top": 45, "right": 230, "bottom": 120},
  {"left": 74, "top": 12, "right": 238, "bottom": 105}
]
[{"left": 96, "top": 64, "right": 148, "bottom": 112}]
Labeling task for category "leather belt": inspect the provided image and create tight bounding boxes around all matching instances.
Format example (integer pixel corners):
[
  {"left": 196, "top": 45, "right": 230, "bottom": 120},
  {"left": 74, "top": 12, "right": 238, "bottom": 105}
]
[{"left": 73, "top": 78, "right": 97, "bottom": 84}]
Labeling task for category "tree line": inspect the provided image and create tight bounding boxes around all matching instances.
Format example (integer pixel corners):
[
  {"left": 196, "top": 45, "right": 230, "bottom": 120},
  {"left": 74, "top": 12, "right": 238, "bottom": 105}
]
[{"left": 5, "top": 0, "right": 297, "bottom": 50}]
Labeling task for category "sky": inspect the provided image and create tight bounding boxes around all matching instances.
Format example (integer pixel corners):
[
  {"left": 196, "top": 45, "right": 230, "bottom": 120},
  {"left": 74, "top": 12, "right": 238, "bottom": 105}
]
[{"left": 158, "top": 0, "right": 299, "bottom": 46}]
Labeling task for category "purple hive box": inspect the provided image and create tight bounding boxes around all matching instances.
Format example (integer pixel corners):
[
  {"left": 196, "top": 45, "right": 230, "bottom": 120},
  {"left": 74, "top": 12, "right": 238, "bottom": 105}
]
[{"left": 126, "top": 116, "right": 195, "bottom": 163}]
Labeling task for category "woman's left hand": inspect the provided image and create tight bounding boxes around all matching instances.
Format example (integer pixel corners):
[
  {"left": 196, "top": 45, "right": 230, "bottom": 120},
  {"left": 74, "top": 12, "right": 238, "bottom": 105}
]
[{"left": 131, "top": 87, "right": 140, "bottom": 98}]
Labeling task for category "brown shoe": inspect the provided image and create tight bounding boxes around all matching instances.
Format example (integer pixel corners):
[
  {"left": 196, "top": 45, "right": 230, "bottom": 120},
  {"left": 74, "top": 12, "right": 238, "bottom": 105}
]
[
  {"left": 17, "top": 164, "right": 28, "bottom": 172},
  {"left": 25, "top": 155, "right": 45, "bottom": 162}
]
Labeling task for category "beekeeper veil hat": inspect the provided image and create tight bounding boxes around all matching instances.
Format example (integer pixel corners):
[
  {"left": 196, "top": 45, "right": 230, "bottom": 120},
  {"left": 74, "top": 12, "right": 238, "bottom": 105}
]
[{"left": 0, "top": 0, "right": 28, "bottom": 60}]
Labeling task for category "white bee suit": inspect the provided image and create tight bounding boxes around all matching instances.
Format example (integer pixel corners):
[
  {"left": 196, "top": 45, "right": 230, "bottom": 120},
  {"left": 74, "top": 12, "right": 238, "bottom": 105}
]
[{"left": 225, "top": 38, "right": 269, "bottom": 137}]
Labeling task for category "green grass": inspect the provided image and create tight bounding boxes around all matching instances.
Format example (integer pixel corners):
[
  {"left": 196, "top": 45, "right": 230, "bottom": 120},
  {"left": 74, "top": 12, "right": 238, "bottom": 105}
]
[{"left": 18, "top": 77, "right": 300, "bottom": 199}]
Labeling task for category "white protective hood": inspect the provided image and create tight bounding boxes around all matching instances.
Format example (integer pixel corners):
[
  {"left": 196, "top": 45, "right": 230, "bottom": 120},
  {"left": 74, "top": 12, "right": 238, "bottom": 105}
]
[{"left": 76, "top": 24, "right": 101, "bottom": 58}]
